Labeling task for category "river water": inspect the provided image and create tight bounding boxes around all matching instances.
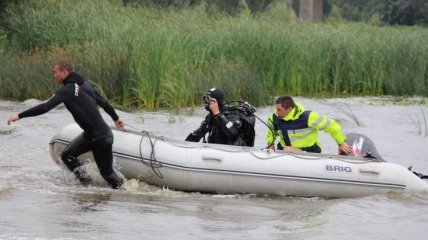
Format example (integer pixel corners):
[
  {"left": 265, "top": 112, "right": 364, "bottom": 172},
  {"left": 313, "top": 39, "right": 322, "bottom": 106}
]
[{"left": 1, "top": 97, "right": 428, "bottom": 239}]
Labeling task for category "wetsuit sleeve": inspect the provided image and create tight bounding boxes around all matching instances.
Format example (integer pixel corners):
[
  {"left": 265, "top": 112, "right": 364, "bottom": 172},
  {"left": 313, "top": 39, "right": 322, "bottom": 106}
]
[
  {"left": 185, "top": 118, "right": 209, "bottom": 142},
  {"left": 93, "top": 89, "right": 119, "bottom": 121},
  {"left": 212, "top": 112, "right": 242, "bottom": 139},
  {"left": 18, "top": 92, "right": 64, "bottom": 119}
]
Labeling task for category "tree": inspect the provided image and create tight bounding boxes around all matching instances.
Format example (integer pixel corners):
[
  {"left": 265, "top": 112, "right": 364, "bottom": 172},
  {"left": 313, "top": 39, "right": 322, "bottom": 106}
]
[{"left": 384, "top": 0, "right": 428, "bottom": 25}]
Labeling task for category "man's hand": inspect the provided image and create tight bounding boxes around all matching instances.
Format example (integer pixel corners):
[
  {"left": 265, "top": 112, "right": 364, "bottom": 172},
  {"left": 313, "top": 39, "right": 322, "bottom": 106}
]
[
  {"left": 114, "top": 119, "right": 125, "bottom": 129},
  {"left": 267, "top": 143, "right": 276, "bottom": 151},
  {"left": 209, "top": 98, "right": 220, "bottom": 115},
  {"left": 339, "top": 142, "right": 353, "bottom": 155},
  {"left": 7, "top": 114, "right": 19, "bottom": 125},
  {"left": 283, "top": 146, "right": 302, "bottom": 152}
]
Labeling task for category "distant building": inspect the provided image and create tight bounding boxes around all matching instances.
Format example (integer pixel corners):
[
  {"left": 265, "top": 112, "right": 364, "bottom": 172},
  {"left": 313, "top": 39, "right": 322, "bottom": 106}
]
[{"left": 299, "top": 0, "right": 323, "bottom": 22}]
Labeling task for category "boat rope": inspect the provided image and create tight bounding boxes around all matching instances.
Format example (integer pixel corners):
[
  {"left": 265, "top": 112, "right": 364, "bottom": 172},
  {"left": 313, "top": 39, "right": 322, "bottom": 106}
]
[
  {"left": 139, "top": 130, "right": 164, "bottom": 178},
  {"left": 112, "top": 124, "right": 166, "bottom": 178},
  {"left": 408, "top": 166, "right": 428, "bottom": 179},
  {"left": 160, "top": 136, "right": 378, "bottom": 164},
  {"left": 124, "top": 123, "right": 141, "bottom": 131},
  {"left": 123, "top": 124, "right": 378, "bottom": 171}
]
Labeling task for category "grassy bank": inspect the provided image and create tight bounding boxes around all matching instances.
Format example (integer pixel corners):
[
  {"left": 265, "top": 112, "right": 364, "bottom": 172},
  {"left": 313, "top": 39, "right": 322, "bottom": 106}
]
[{"left": 0, "top": 0, "right": 427, "bottom": 109}]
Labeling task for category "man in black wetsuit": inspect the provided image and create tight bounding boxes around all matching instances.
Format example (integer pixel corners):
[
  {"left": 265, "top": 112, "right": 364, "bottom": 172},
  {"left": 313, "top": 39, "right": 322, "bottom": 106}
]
[
  {"left": 185, "top": 88, "right": 255, "bottom": 146},
  {"left": 7, "top": 59, "right": 125, "bottom": 189}
]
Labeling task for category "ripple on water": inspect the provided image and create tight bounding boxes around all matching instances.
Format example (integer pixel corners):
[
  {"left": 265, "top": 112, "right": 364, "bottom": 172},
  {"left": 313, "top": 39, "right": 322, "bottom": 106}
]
[
  {"left": 0, "top": 185, "right": 11, "bottom": 194},
  {"left": 0, "top": 126, "right": 16, "bottom": 135}
]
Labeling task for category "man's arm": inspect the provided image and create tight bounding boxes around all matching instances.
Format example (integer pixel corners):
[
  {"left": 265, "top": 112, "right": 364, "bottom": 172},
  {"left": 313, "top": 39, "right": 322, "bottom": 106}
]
[
  {"left": 7, "top": 92, "right": 64, "bottom": 125},
  {"left": 266, "top": 115, "right": 276, "bottom": 150},
  {"left": 92, "top": 86, "right": 124, "bottom": 128},
  {"left": 185, "top": 119, "right": 209, "bottom": 142},
  {"left": 208, "top": 98, "right": 242, "bottom": 139},
  {"left": 212, "top": 112, "right": 242, "bottom": 138},
  {"left": 93, "top": 90, "right": 119, "bottom": 121},
  {"left": 309, "top": 111, "right": 352, "bottom": 154}
]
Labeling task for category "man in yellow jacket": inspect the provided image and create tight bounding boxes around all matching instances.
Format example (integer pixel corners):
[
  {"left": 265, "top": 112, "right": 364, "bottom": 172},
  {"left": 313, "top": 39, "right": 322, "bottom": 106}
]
[{"left": 266, "top": 96, "right": 353, "bottom": 154}]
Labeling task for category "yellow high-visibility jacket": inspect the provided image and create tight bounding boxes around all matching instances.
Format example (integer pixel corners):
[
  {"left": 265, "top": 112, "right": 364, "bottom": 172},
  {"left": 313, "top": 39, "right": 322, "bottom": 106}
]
[{"left": 266, "top": 102, "right": 346, "bottom": 150}]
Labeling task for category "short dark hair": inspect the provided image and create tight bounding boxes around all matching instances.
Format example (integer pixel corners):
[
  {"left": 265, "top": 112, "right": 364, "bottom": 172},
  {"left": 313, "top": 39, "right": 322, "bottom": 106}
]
[
  {"left": 54, "top": 59, "right": 74, "bottom": 72},
  {"left": 275, "top": 96, "right": 295, "bottom": 109}
]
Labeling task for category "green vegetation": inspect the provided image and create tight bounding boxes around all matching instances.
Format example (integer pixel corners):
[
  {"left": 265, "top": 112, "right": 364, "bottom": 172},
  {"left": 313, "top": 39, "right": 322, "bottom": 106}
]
[
  {"left": 0, "top": 0, "right": 427, "bottom": 109},
  {"left": 322, "top": 0, "right": 428, "bottom": 26},
  {"left": 124, "top": 0, "right": 428, "bottom": 26}
]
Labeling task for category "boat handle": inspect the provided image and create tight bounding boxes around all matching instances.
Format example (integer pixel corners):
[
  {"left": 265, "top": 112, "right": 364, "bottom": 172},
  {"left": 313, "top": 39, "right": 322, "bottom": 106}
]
[
  {"left": 202, "top": 153, "right": 223, "bottom": 162},
  {"left": 359, "top": 164, "right": 380, "bottom": 174}
]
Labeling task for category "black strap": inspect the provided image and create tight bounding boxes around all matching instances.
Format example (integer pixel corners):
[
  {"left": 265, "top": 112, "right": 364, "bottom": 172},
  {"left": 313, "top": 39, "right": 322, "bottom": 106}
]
[
  {"left": 301, "top": 144, "right": 321, "bottom": 153},
  {"left": 272, "top": 114, "right": 291, "bottom": 146}
]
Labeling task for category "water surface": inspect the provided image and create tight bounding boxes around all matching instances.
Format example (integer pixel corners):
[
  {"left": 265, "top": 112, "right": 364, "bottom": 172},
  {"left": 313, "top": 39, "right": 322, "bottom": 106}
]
[{"left": 1, "top": 98, "right": 428, "bottom": 239}]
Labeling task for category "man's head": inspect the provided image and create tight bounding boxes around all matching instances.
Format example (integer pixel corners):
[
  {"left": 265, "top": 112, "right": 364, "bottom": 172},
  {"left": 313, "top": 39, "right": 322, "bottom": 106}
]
[
  {"left": 203, "top": 88, "right": 224, "bottom": 112},
  {"left": 203, "top": 88, "right": 224, "bottom": 105},
  {"left": 53, "top": 59, "right": 74, "bottom": 83},
  {"left": 275, "top": 96, "right": 295, "bottom": 119}
]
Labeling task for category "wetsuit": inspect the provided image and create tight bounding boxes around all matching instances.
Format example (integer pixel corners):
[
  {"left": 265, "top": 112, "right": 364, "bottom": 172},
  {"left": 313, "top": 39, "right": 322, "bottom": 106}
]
[
  {"left": 185, "top": 106, "right": 251, "bottom": 146},
  {"left": 18, "top": 72, "right": 123, "bottom": 189}
]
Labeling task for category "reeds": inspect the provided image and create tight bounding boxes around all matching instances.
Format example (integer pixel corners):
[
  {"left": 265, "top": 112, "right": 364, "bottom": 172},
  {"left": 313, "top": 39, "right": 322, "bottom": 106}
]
[
  {"left": 0, "top": 0, "right": 427, "bottom": 109},
  {"left": 411, "top": 107, "right": 428, "bottom": 137}
]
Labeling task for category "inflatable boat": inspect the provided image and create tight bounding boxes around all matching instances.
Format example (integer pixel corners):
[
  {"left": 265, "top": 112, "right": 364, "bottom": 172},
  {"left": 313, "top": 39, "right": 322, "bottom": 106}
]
[{"left": 49, "top": 124, "right": 428, "bottom": 198}]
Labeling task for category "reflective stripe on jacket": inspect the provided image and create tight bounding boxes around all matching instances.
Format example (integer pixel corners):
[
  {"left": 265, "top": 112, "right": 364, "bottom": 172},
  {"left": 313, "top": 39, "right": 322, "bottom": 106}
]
[{"left": 266, "top": 102, "right": 346, "bottom": 149}]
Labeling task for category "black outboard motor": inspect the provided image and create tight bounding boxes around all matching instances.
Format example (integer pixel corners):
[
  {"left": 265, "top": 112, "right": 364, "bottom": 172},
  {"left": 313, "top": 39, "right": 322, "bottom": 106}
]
[
  {"left": 345, "top": 133, "right": 384, "bottom": 161},
  {"left": 345, "top": 133, "right": 428, "bottom": 179}
]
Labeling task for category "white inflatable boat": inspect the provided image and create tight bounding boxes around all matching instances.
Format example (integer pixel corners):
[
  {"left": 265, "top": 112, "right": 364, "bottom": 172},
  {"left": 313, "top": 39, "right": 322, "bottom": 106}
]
[{"left": 49, "top": 123, "right": 428, "bottom": 198}]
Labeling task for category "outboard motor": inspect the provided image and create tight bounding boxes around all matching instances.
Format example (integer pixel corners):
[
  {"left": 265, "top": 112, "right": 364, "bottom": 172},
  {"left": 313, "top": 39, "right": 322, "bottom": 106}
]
[
  {"left": 346, "top": 133, "right": 428, "bottom": 179},
  {"left": 345, "top": 133, "right": 384, "bottom": 161}
]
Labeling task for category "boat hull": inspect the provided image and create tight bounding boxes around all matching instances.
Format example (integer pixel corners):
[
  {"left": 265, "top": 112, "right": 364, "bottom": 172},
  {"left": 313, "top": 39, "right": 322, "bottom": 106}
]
[{"left": 49, "top": 124, "right": 428, "bottom": 198}]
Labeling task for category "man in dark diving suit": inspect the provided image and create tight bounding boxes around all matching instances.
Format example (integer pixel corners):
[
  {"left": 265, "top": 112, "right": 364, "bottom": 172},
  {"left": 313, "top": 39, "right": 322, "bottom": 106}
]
[
  {"left": 7, "top": 59, "right": 125, "bottom": 189},
  {"left": 185, "top": 88, "right": 254, "bottom": 146}
]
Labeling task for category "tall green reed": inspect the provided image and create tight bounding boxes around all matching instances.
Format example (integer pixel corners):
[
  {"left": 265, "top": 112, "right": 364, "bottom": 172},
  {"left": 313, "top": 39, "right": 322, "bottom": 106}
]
[{"left": 1, "top": 0, "right": 427, "bottom": 110}]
